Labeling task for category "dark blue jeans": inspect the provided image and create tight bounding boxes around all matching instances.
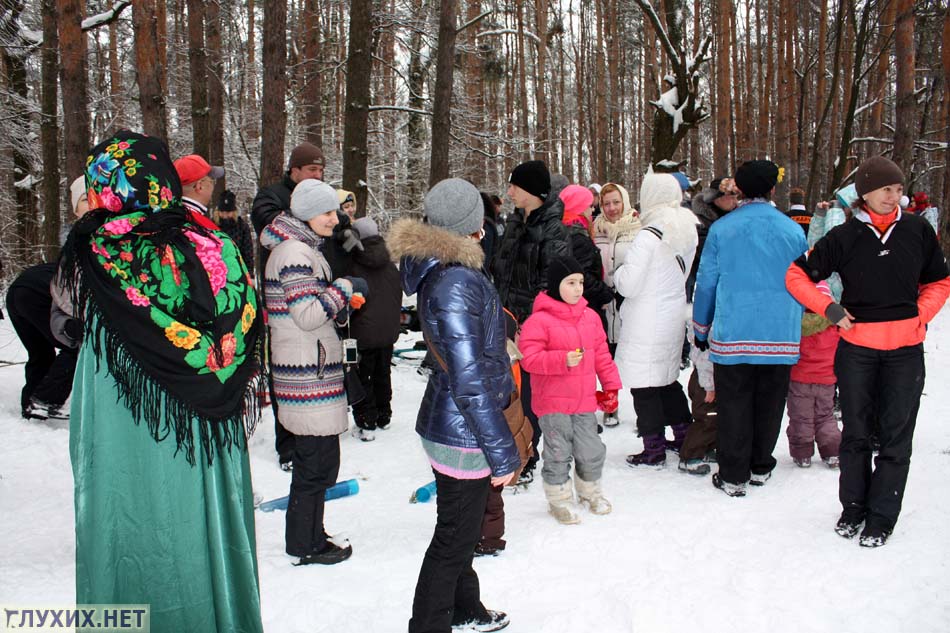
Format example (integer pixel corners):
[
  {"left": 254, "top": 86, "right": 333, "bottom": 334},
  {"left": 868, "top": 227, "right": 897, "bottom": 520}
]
[
  {"left": 835, "top": 340, "right": 924, "bottom": 531},
  {"left": 408, "top": 470, "right": 491, "bottom": 633}
]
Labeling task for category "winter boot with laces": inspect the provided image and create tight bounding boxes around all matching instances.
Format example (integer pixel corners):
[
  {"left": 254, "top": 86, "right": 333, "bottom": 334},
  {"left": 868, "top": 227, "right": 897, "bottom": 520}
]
[
  {"left": 664, "top": 422, "right": 690, "bottom": 453},
  {"left": 451, "top": 609, "right": 510, "bottom": 632},
  {"left": 626, "top": 434, "right": 667, "bottom": 468},
  {"left": 712, "top": 472, "right": 747, "bottom": 497},
  {"left": 574, "top": 477, "right": 612, "bottom": 515},
  {"left": 542, "top": 480, "right": 581, "bottom": 524}
]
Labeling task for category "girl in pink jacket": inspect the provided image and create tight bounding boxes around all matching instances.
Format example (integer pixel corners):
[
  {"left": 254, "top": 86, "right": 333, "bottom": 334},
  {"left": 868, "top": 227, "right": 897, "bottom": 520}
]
[
  {"left": 787, "top": 281, "right": 841, "bottom": 468},
  {"left": 519, "top": 257, "right": 622, "bottom": 524}
]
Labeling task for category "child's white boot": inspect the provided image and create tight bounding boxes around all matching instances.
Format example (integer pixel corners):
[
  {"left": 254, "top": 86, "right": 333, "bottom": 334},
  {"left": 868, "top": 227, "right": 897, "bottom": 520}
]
[
  {"left": 575, "top": 477, "right": 612, "bottom": 515},
  {"left": 543, "top": 480, "right": 581, "bottom": 525}
]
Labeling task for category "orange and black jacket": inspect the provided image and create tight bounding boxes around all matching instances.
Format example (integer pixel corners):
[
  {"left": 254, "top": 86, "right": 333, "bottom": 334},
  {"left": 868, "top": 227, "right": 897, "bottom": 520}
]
[{"left": 786, "top": 207, "right": 950, "bottom": 351}]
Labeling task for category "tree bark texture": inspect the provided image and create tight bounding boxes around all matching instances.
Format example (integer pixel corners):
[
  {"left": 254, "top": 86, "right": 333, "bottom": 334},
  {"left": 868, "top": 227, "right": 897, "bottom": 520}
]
[
  {"left": 342, "top": 0, "right": 373, "bottom": 214},
  {"left": 42, "top": 0, "right": 61, "bottom": 260},
  {"left": 132, "top": 0, "right": 168, "bottom": 140},
  {"left": 428, "top": 0, "right": 458, "bottom": 187},
  {"left": 260, "top": 0, "right": 288, "bottom": 187},
  {"left": 892, "top": 0, "right": 916, "bottom": 170}
]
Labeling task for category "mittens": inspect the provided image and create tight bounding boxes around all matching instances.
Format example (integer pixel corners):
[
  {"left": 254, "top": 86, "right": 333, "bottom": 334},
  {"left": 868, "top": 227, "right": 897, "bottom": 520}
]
[
  {"left": 694, "top": 338, "right": 709, "bottom": 352},
  {"left": 339, "top": 227, "right": 364, "bottom": 252},
  {"left": 596, "top": 389, "right": 619, "bottom": 414}
]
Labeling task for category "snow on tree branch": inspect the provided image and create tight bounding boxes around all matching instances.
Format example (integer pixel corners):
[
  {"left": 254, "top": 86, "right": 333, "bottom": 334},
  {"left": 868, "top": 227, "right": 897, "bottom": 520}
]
[
  {"left": 634, "top": 0, "right": 679, "bottom": 69},
  {"left": 476, "top": 28, "right": 540, "bottom": 45}
]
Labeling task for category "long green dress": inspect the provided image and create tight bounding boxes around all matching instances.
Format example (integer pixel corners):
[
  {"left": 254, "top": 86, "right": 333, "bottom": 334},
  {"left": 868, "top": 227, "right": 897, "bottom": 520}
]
[{"left": 71, "top": 337, "right": 264, "bottom": 633}]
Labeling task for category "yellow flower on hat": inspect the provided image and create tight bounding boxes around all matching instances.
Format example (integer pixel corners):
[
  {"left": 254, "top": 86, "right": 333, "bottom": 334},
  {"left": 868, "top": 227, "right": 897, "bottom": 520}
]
[{"left": 777, "top": 166, "right": 785, "bottom": 184}]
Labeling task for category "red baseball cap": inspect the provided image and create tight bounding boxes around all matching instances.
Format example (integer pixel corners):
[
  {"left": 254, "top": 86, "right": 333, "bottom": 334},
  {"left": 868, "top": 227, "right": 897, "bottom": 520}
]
[{"left": 174, "top": 154, "right": 225, "bottom": 186}]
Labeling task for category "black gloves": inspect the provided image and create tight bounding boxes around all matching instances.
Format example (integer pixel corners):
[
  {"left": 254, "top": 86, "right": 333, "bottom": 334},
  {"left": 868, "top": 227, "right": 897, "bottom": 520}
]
[{"left": 694, "top": 338, "right": 709, "bottom": 352}]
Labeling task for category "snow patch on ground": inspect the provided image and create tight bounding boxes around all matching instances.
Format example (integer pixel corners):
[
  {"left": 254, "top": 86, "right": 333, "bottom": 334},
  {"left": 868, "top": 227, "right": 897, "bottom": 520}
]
[{"left": 2, "top": 318, "right": 949, "bottom": 632}]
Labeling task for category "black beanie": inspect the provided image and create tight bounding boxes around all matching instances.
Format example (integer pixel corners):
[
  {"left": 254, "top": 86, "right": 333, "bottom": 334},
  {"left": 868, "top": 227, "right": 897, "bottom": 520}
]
[
  {"left": 854, "top": 156, "right": 904, "bottom": 198},
  {"left": 734, "top": 160, "right": 779, "bottom": 199},
  {"left": 546, "top": 256, "right": 584, "bottom": 302},
  {"left": 509, "top": 160, "right": 551, "bottom": 201}
]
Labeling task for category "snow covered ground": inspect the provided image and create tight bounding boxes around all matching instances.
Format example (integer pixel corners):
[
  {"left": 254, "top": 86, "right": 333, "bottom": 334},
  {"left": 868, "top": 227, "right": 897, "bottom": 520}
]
[{"left": 1, "top": 313, "right": 949, "bottom": 633}]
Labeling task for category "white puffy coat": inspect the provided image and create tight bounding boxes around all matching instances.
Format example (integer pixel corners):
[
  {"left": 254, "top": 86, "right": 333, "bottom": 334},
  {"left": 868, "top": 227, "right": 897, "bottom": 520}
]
[
  {"left": 592, "top": 184, "right": 642, "bottom": 343},
  {"left": 614, "top": 173, "right": 698, "bottom": 389}
]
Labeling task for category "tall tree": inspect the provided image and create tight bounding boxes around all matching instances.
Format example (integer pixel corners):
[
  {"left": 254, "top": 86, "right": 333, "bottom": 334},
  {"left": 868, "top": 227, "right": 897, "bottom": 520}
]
[
  {"left": 132, "top": 0, "right": 168, "bottom": 140},
  {"left": 714, "top": 0, "right": 732, "bottom": 175},
  {"left": 428, "top": 0, "right": 459, "bottom": 186},
  {"left": 635, "top": 0, "right": 713, "bottom": 168},
  {"left": 892, "top": 0, "right": 916, "bottom": 169},
  {"left": 206, "top": 0, "right": 225, "bottom": 197},
  {"left": 58, "top": 0, "right": 89, "bottom": 182},
  {"left": 342, "top": 0, "right": 373, "bottom": 214},
  {"left": 260, "top": 0, "right": 288, "bottom": 187},
  {"left": 187, "top": 0, "right": 209, "bottom": 157},
  {"left": 41, "top": 0, "right": 61, "bottom": 260},
  {"left": 301, "top": 0, "right": 323, "bottom": 147}
]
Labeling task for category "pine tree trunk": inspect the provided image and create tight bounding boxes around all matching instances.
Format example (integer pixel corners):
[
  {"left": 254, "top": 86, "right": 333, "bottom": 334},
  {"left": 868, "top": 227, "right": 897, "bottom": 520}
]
[
  {"left": 132, "top": 0, "right": 168, "bottom": 140},
  {"left": 301, "top": 0, "right": 323, "bottom": 147},
  {"left": 42, "top": 0, "right": 61, "bottom": 260},
  {"left": 342, "top": 0, "right": 373, "bottom": 213},
  {"left": 428, "top": 0, "right": 458, "bottom": 186},
  {"left": 187, "top": 0, "right": 210, "bottom": 157},
  {"left": 714, "top": 0, "right": 731, "bottom": 175},
  {"left": 59, "top": 0, "right": 90, "bottom": 181},
  {"left": 245, "top": 0, "right": 259, "bottom": 142},
  {"left": 892, "top": 0, "right": 916, "bottom": 169},
  {"left": 405, "top": 0, "right": 428, "bottom": 213},
  {"left": 108, "top": 20, "right": 123, "bottom": 132},
  {"left": 206, "top": 0, "right": 225, "bottom": 196},
  {"left": 534, "top": 0, "right": 548, "bottom": 165},
  {"left": 260, "top": 0, "right": 288, "bottom": 187}
]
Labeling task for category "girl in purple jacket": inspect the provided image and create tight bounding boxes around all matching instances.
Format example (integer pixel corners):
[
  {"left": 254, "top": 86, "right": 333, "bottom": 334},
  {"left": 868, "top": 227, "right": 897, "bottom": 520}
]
[{"left": 519, "top": 257, "right": 622, "bottom": 524}]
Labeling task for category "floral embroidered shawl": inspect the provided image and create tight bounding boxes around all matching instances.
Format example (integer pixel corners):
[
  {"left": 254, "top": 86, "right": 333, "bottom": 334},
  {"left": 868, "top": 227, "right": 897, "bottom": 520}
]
[{"left": 61, "top": 131, "right": 265, "bottom": 465}]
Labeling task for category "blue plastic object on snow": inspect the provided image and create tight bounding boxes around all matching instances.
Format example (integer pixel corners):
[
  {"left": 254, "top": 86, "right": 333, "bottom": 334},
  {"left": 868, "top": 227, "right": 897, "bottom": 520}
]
[
  {"left": 412, "top": 480, "right": 438, "bottom": 503},
  {"left": 258, "top": 478, "right": 359, "bottom": 512}
]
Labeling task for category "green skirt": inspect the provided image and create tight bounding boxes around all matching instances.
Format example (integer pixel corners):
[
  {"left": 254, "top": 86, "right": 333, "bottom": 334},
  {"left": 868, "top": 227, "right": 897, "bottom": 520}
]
[{"left": 70, "top": 342, "right": 264, "bottom": 632}]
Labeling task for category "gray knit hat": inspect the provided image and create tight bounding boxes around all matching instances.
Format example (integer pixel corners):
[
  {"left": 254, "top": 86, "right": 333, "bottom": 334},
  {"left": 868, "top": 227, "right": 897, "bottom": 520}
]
[
  {"left": 424, "top": 178, "right": 483, "bottom": 236},
  {"left": 290, "top": 179, "right": 339, "bottom": 221}
]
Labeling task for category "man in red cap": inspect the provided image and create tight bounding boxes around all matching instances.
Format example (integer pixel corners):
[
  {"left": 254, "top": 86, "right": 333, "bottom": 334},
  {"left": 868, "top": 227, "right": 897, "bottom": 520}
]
[{"left": 174, "top": 154, "right": 224, "bottom": 220}]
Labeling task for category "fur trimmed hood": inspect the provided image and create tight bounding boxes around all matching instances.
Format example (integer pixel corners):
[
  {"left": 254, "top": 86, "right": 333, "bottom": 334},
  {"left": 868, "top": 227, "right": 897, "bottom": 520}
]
[{"left": 387, "top": 218, "right": 485, "bottom": 295}]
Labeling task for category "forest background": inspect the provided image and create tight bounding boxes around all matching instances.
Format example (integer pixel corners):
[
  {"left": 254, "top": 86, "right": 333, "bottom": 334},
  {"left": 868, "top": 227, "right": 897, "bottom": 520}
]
[{"left": 1, "top": 0, "right": 947, "bottom": 278}]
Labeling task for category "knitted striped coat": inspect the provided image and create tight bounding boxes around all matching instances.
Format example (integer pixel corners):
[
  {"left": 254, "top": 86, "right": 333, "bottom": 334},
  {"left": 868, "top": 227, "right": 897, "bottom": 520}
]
[{"left": 262, "top": 213, "right": 352, "bottom": 436}]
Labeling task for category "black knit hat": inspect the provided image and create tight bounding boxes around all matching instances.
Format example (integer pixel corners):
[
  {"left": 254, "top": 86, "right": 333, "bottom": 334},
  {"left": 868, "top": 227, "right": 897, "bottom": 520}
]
[
  {"left": 546, "top": 256, "right": 584, "bottom": 302},
  {"left": 734, "top": 160, "right": 779, "bottom": 198},
  {"left": 509, "top": 160, "right": 551, "bottom": 200},
  {"left": 854, "top": 156, "right": 904, "bottom": 198}
]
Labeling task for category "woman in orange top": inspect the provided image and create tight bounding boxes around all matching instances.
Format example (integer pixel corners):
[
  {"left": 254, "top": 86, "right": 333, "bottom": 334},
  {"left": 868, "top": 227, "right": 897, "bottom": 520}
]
[{"left": 786, "top": 156, "right": 950, "bottom": 548}]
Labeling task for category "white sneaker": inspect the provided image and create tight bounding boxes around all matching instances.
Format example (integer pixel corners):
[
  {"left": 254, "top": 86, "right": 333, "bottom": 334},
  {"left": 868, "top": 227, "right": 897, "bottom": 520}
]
[{"left": 351, "top": 427, "right": 375, "bottom": 442}]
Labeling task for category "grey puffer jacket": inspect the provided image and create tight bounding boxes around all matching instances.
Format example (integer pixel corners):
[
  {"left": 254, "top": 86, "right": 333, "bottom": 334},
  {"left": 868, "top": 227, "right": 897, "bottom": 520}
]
[{"left": 388, "top": 219, "right": 520, "bottom": 477}]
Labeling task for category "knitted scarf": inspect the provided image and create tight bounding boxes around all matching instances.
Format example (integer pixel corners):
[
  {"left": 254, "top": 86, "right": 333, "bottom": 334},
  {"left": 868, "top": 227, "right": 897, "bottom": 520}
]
[{"left": 60, "top": 131, "right": 265, "bottom": 465}]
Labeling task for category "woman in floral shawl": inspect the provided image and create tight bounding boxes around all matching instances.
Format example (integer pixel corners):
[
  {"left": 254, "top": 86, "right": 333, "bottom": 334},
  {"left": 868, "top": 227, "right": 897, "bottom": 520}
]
[{"left": 56, "top": 131, "right": 265, "bottom": 632}]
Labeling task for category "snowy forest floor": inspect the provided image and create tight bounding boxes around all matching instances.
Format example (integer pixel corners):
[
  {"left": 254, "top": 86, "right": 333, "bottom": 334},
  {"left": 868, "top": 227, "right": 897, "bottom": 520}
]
[{"left": 1, "top": 313, "right": 949, "bottom": 633}]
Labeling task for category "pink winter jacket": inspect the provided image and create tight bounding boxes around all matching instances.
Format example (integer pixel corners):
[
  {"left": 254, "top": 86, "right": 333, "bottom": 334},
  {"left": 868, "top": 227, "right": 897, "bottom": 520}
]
[{"left": 518, "top": 292, "right": 622, "bottom": 416}]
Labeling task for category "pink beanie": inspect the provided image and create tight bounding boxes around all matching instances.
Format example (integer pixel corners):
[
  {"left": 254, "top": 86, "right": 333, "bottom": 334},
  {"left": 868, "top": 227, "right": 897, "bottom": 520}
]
[{"left": 559, "top": 184, "right": 594, "bottom": 216}]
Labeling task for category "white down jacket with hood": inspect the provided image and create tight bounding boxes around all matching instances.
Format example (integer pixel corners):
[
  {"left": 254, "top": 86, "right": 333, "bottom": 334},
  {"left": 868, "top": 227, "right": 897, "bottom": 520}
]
[
  {"left": 613, "top": 173, "right": 699, "bottom": 389},
  {"left": 592, "top": 183, "right": 642, "bottom": 343}
]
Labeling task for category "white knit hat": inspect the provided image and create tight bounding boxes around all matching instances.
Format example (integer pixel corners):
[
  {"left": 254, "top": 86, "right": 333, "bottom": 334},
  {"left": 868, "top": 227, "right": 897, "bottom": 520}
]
[{"left": 290, "top": 179, "right": 338, "bottom": 221}]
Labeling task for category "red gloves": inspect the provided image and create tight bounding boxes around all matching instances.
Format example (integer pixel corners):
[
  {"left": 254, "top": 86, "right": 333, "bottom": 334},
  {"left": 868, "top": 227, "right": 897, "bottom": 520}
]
[
  {"left": 596, "top": 389, "right": 619, "bottom": 414},
  {"left": 350, "top": 293, "right": 366, "bottom": 309}
]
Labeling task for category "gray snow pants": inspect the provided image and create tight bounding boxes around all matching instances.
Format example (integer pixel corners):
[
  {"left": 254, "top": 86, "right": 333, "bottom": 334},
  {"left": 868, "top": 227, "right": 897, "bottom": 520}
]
[{"left": 539, "top": 412, "right": 606, "bottom": 485}]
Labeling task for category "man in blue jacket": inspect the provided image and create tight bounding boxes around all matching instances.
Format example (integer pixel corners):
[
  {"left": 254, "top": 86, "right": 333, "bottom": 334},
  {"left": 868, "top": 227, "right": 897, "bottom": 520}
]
[{"left": 692, "top": 160, "right": 808, "bottom": 497}]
